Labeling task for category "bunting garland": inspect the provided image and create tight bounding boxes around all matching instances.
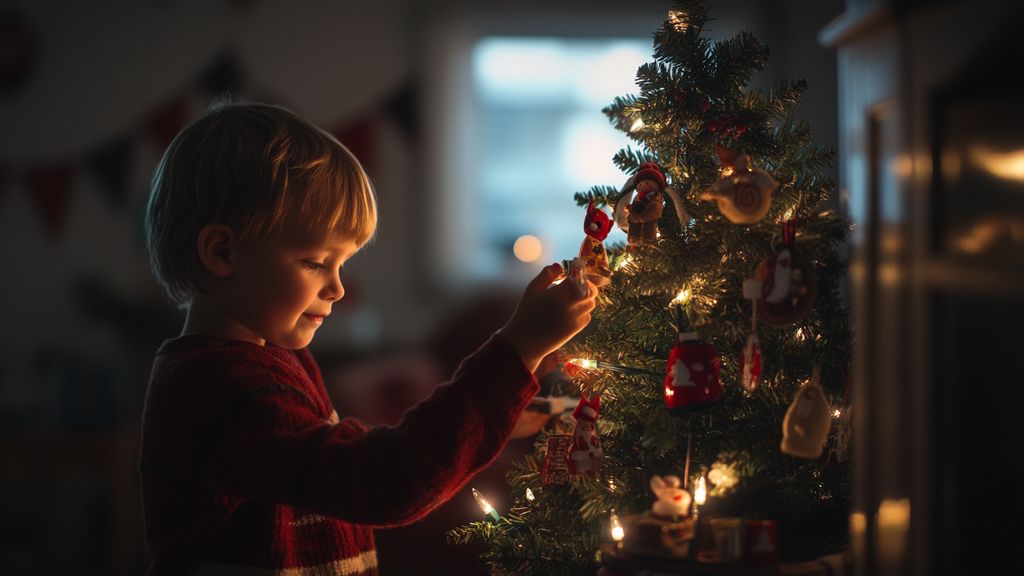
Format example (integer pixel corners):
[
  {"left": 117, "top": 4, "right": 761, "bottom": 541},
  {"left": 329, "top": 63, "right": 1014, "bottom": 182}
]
[{"left": 0, "top": 49, "right": 416, "bottom": 239}]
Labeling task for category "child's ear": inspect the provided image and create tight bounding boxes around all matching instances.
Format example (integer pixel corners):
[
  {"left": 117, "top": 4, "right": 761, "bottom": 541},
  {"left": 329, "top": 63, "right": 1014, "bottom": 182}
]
[{"left": 197, "top": 224, "right": 237, "bottom": 278}]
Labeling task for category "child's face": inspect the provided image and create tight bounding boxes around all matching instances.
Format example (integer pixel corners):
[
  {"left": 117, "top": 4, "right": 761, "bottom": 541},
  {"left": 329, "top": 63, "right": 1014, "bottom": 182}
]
[{"left": 224, "top": 229, "right": 359, "bottom": 349}]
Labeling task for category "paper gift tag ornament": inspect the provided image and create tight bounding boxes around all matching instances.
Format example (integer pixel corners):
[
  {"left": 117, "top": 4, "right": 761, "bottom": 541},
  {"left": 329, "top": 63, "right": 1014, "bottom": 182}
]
[
  {"left": 567, "top": 394, "right": 604, "bottom": 477},
  {"left": 664, "top": 312, "right": 722, "bottom": 411},
  {"left": 579, "top": 202, "right": 613, "bottom": 287},
  {"left": 756, "top": 221, "right": 818, "bottom": 326},
  {"left": 781, "top": 366, "right": 832, "bottom": 458},
  {"left": 700, "top": 146, "right": 777, "bottom": 224}
]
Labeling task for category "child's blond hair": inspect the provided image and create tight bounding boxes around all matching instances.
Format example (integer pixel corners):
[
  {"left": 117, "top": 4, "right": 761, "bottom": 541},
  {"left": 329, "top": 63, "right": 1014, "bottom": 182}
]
[{"left": 145, "top": 101, "right": 377, "bottom": 303}]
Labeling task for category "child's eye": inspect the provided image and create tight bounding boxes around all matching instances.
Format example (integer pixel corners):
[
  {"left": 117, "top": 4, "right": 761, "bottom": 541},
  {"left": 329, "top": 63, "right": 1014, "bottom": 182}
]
[{"left": 302, "top": 260, "right": 327, "bottom": 271}]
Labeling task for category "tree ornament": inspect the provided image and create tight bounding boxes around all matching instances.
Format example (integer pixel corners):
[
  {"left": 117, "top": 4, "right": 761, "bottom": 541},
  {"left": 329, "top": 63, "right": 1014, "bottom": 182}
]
[
  {"left": 650, "top": 475, "right": 692, "bottom": 519},
  {"left": 699, "top": 145, "right": 777, "bottom": 224},
  {"left": 568, "top": 393, "right": 603, "bottom": 477},
  {"left": 781, "top": 366, "right": 832, "bottom": 458},
  {"left": 755, "top": 220, "right": 818, "bottom": 326},
  {"left": 664, "top": 310, "right": 722, "bottom": 410},
  {"left": 832, "top": 404, "right": 853, "bottom": 463},
  {"left": 541, "top": 433, "right": 573, "bottom": 485},
  {"left": 613, "top": 163, "right": 689, "bottom": 248},
  {"left": 739, "top": 279, "right": 764, "bottom": 393},
  {"left": 579, "top": 202, "right": 613, "bottom": 287}
]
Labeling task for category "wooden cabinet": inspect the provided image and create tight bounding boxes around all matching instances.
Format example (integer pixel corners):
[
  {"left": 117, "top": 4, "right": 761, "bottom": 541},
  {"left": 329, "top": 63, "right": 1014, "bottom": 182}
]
[{"left": 820, "top": 1, "right": 1024, "bottom": 575}]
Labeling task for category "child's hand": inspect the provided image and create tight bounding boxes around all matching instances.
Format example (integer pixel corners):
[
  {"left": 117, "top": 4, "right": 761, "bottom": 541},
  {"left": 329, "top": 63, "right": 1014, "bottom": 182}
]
[{"left": 498, "top": 263, "right": 597, "bottom": 372}]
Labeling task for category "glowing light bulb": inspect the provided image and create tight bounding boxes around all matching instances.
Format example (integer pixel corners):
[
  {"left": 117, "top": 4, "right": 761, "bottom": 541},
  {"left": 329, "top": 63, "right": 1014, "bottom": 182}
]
[
  {"left": 525, "top": 488, "right": 535, "bottom": 502},
  {"left": 629, "top": 117, "right": 646, "bottom": 133},
  {"left": 472, "top": 488, "right": 500, "bottom": 521},
  {"left": 694, "top": 476, "right": 707, "bottom": 506},
  {"left": 832, "top": 409, "right": 842, "bottom": 418},
  {"left": 569, "top": 357, "right": 598, "bottom": 370},
  {"left": 610, "top": 511, "right": 625, "bottom": 542},
  {"left": 671, "top": 287, "right": 691, "bottom": 305}
]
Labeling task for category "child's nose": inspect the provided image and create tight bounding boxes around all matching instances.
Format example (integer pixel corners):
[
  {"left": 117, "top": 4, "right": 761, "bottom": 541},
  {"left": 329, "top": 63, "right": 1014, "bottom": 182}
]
[{"left": 321, "top": 274, "right": 345, "bottom": 301}]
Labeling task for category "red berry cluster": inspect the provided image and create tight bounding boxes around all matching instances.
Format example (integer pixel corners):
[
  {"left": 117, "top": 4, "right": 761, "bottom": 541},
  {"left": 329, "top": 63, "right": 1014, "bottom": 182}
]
[{"left": 707, "top": 113, "right": 748, "bottom": 141}]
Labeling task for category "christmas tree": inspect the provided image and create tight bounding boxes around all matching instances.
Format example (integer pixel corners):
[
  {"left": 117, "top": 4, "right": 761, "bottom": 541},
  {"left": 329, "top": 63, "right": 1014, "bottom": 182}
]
[{"left": 449, "top": 2, "right": 852, "bottom": 574}]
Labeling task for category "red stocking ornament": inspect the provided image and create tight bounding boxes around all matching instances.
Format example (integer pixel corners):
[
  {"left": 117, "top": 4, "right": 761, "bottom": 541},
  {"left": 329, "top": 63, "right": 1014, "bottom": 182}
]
[{"left": 664, "top": 311, "right": 722, "bottom": 410}]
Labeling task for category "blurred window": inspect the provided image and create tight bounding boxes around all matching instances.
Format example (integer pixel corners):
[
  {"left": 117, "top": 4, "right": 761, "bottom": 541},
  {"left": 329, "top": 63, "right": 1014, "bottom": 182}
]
[{"left": 465, "top": 37, "right": 649, "bottom": 281}]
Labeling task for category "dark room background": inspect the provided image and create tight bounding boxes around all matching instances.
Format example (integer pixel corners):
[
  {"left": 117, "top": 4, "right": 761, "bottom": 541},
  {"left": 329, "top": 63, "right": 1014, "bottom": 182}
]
[{"left": 0, "top": 1, "right": 842, "bottom": 574}]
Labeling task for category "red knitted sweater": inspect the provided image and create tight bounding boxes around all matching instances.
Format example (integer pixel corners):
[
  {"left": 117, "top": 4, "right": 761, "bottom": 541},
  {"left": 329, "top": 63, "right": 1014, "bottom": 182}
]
[{"left": 139, "top": 333, "right": 538, "bottom": 575}]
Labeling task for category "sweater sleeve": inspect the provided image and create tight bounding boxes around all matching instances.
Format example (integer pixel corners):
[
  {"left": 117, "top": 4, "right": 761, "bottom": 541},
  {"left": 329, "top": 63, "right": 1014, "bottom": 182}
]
[{"left": 198, "top": 333, "right": 538, "bottom": 527}]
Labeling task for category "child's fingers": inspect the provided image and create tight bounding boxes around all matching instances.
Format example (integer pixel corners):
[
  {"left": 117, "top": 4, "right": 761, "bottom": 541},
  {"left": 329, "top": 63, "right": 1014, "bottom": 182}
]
[{"left": 523, "top": 263, "right": 564, "bottom": 299}]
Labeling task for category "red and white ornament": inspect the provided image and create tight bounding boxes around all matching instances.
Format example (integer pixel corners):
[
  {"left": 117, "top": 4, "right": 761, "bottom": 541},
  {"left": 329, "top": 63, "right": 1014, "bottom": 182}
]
[
  {"left": 664, "top": 330, "right": 722, "bottom": 410},
  {"left": 568, "top": 394, "right": 604, "bottom": 477},
  {"left": 739, "top": 278, "right": 764, "bottom": 393},
  {"left": 756, "top": 221, "right": 818, "bottom": 327}
]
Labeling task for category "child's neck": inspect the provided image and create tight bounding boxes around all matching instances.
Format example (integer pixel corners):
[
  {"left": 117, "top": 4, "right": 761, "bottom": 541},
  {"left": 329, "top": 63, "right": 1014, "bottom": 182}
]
[{"left": 181, "top": 294, "right": 266, "bottom": 346}]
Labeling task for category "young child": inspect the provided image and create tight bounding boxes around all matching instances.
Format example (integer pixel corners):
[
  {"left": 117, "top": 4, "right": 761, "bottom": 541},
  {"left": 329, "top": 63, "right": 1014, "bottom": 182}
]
[{"left": 139, "top": 102, "right": 596, "bottom": 575}]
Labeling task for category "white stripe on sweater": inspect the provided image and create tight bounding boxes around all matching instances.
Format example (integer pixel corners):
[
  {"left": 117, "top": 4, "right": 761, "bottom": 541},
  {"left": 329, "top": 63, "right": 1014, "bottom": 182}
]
[{"left": 193, "top": 549, "right": 378, "bottom": 576}]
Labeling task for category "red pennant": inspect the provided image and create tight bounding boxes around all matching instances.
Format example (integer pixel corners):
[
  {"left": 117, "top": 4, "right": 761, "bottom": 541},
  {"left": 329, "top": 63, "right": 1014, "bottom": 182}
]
[
  {"left": 147, "top": 96, "right": 191, "bottom": 151},
  {"left": 330, "top": 116, "right": 375, "bottom": 171},
  {"left": 26, "top": 162, "right": 75, "bottom": 238}
]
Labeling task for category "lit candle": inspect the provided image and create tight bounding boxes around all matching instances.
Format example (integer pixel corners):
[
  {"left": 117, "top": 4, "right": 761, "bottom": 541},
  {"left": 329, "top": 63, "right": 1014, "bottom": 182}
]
[{"left": 472, "top": 488, "right": 500, "bottom": 522}]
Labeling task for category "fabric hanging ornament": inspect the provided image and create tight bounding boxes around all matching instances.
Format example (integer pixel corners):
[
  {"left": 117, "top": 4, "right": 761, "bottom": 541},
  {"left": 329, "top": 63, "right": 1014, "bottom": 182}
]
[
  {"left": 664, "top": 309, "right": 722, "bottom": 411},
  {"left": 755, "top": 220, "right": 818, "bottom": 326},
  {"left": 613, "top": 162, "right": 689, "bottom": 248},
  {"left": 567, "top": 393, "right": 603, "bottom": 477},
  {"left": 579, "top": 201, "right": 613, "bottom": 287},
  {"left": 781, "top": 366, "right": 832, "bottom": 458},
  {"left": 699, "top": 145, "right": 777, "bottom": 224},
  {"left": 541, "top": 434, "right": 573, "bottom": 485},
  {"left": 739, "top": 279, "right": 764, "bottom": 393}
]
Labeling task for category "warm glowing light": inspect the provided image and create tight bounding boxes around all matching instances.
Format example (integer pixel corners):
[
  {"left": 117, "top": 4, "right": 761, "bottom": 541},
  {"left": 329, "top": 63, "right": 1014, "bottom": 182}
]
[
  {"left": 525, "top": 488, "right": 535, "bottom": 502},
  {"left": 832, "top": 409, "right": 842, "bottom": 418},
  {"left": 877, "top": 499, "right": 911, "bottom": 566},
  {"left": 664, "top": 386, "right": 675, "bottom": 397},
  {"left": 615, "top": 253, "right": 634, "bottom": 271},
  {"left": 568, "top": 358, "right": 598, "bottom": 369},
  {"left": 782, "top": 207, "right": 796, "bottom": 221},
  {"left": 512, "top": 235, "right": 543, "bottom": 262},
  {"left": 629, "top": 117, "right": 646, "bottom": 133},
  {"left": 971, "top": 147, "right": 1024, "bottom": 182},
  {"left": 667, "top": 10, "right": 689, "bottom": 32},
  {"left": 671, "top": 287, "right": 691, "bottom": 305},
  {"left": 610, "top": 511, "right": 625, "bottom": 542},
  {"left": 720, "top": 166, "right": 734, "bottom": 177},
  {"left": 694, "top": 476, "right": 707, "bottom": 505},
  {"left": 472, "top": 488, "right": 500, "bottom": 521},
  {"left": 794, "top": 328, "right": 806, "bottom": 342}
]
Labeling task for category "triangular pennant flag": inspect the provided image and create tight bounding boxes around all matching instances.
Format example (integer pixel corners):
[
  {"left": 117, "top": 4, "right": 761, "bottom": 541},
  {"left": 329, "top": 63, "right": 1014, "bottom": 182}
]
[
  {"left": 330, "top": 116, "right": 375, "bottom": 172},
  {"left": 146, "top": 96, "right": 190, "bottom": 151},
  {"left": 26, "top": 161, "right": 75, "bottom": 238},
  {"left": 198, "top": 50, "right": 244, "bottom": 99},
  {"left": 87, "top": 137, "right": 135, "bottom": 209},
  {"left": 383, "top": 81, "right": 419, "bottom": 143}
]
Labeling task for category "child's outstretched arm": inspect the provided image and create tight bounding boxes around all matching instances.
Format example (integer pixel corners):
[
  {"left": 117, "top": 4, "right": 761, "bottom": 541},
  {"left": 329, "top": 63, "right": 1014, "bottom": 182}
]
[
  {"left": 164, "top": 265, "right": 596, "bottom": 529},
  {"left": 497, "top": 263, "right": 597, "bottom": 373}
]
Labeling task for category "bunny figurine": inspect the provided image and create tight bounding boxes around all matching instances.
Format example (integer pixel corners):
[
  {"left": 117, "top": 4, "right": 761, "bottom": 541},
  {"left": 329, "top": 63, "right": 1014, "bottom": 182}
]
[{"left": 650, "top": 474, "right": 692, "bottom": 519}]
